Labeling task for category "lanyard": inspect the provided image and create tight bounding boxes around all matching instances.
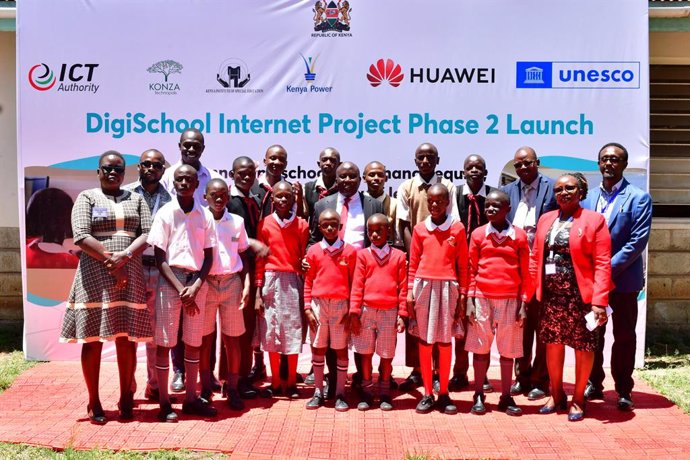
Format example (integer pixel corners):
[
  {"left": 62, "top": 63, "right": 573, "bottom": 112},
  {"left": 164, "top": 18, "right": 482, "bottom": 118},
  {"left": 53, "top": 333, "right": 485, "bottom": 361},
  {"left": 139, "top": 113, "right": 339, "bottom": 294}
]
[
  {"left": 548, "top": 215, "right": 572, "bottom": 259},
  {"left": 599, "top": 187, "right": 621, "bottom": 215}
]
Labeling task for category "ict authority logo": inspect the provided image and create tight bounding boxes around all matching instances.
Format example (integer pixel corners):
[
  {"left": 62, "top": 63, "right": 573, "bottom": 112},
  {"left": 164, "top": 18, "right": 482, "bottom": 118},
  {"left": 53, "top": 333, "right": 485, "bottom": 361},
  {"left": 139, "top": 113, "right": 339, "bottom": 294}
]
[{"left": 28, "top": 63, "right": 100, "bottom": 93}]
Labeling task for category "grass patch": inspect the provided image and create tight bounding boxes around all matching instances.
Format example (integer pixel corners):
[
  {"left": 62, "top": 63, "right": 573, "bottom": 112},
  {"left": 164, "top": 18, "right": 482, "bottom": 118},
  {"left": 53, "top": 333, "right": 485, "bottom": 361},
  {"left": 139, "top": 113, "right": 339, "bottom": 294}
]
[
  {"left": 637, "top": 352, "right": 690, "bottom": 414},
  {"left": 0, "top": 445, "right": 228, "bottom": 459},
  {"left": 0, "top": 320, "right": 37, "bottom": 394}
]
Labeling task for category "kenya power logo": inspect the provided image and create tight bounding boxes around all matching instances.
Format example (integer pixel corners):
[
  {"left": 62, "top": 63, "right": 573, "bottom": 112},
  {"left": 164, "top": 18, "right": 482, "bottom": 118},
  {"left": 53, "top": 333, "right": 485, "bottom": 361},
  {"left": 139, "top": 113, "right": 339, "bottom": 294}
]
[
  {"left": 28, "top": 63, "right": 56, "bottom": 91},
  {"left": 367, "top": 59, "right": 404, "bottom": 87}
]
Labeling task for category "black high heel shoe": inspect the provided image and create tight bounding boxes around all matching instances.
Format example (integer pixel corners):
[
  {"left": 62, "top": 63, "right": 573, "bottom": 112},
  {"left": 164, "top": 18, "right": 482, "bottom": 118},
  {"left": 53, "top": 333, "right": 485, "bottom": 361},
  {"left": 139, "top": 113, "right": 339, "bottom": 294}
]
[
  {"left": 87, "top": 404, "right": 107, "bottom": 425},
  {"left": 118, "top": 392, "right": 134, "bottom": 420},
  {"left": 539, "top": 391, "right": 568, "bottom": 414}
]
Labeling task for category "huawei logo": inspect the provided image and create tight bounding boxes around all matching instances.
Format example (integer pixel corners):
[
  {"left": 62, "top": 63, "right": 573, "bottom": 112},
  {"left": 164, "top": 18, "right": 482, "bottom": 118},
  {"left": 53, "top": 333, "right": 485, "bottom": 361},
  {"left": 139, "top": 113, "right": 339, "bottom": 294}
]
[{"left": 367, "top": 58, "right": 404, "bottom": 87}]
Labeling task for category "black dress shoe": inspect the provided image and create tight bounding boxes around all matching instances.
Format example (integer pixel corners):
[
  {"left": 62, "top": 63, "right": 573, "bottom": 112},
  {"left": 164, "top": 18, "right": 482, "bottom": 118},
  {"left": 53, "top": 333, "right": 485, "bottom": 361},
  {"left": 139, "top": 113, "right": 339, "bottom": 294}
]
[
  {"left": 170, "top": 371, "right": 185, "bottom": 392},
  {"left": 415, "top": 395, "right": 435, "bottom": 414},
  {"left": 436, "top": 394, "right": 457, "bottom": 415},
  {"left": 399, "top": 372, "right": 423, "bottom": 393},
  {"left": 449, "top": 374, "right": 469, "bottom": 392},
  {"left": 238, "top": 379, "right": 259, "bottom": 399},
  {"left": 248, "top": 365, "right": 266, "bottom": 383},
  {"left": 182, "top": 398, "right": 218, "bottom": 417},
  {"left": 118, "top": 395, "right": 134, "bottom": 420},
  {"left": 510, "top": 381, "right": 524, "bottom": 396},
  {"left": 470, "top": 392, "right": 486, "bottom": 415},
  {"left": 286, "top": 386, "right": 300, "bottom": 399},
  {"left": 296, "top": 373, "right": 305, "bottom": 384},
  {"left": 87, "top": 404, "right": 107, "bottom": 425},
  {"left": 357, "top": 393, "right": 373, "bottom": 411},
  {"left": 261, "top": 385, "right": 283, "bottom": 398},
  {"left": 227, "top": 389, "right": 245, "bottom": 411},
  {"left": 617, "top": 394, "right": 635, "bottom": 411},
  {"left": 527, "top": 388, "right": 547, "bottom": 401},
  {"left": 304, "top": 372, "right": 315, "bottom": 385},
  {"left": 306, "top": 394, "right": 324, "bottom": 410},
  {"left": 379, "top": 394, "right": 393, "bottom": 411},
  {"left": 584, "top": 382, "right": 604, "bottom": 401},
  {"left": 498, "top": 395, "right": 522, "bottom": 416},
  {"left": 335, "top": 394, "right": 349, "bottom": 412},
  {"left": 157, "top": 403, "right": 178, "bottom": 422}
]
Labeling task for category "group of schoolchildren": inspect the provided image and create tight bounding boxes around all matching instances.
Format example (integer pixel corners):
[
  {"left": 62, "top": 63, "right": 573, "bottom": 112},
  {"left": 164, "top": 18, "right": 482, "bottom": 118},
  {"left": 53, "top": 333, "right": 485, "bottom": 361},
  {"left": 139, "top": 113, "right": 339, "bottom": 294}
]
[{"left": 147, "top": 134, "right": 533, "bottom": 422}]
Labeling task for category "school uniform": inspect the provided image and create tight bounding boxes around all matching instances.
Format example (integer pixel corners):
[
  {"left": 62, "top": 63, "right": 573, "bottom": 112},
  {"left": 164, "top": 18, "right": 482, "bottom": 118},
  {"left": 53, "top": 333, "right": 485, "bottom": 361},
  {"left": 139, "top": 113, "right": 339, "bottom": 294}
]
[
  {"left": 310, "top": 192, "right": 383, "bottom": 249},
  {"left": 304, "top": 239, "right": 357, "bottom": 350},
  {"left": 349, "top": 244, "right": 408, "bottom": 359},
  {"left": 160, "top": 161, "right": 224, "bottom": 207},
  {"left": 255, "top": 212, "right": 309, "bottom": 354},
  {"left": 407, "top": 215, "right": 468, "bottom": 344},
  {"left": 147, "top": 199, "right": 216, "bottom": 348},
  {"left": 364, "top": 191, "right": 400, "bottom": 247},
  {"left": 203, "top": 210, "right": 250, "bottom": 338},
  {"left": 464, "top": 223, "right": 531, "bottom": 359}
]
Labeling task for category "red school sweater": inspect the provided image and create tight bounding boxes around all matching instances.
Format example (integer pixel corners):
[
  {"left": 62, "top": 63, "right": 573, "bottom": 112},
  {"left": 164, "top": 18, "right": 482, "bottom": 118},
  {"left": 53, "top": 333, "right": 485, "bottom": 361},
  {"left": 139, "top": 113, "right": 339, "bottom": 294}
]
[
  {"left": 407, "top": 220, "right": 468, "bottom": 293},
  {"left": 254, "top": 215, "right": 309, "bottom": 287},
  {"left": 303, "top": 242, "right": 358, "bottom": 307},
  {"left": 350, "top": 246, "right": 408, "bottom": 317},
  {"left": 468, "top": 224, "right": 532, "bottom": 301}
]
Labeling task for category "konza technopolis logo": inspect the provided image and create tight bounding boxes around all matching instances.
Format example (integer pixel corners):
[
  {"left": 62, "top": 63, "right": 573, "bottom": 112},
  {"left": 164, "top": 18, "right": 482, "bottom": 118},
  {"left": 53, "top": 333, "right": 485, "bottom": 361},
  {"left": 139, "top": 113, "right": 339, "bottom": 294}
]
[
  {"left": 367, "top": 59, "right": 404, "bottom": 87},
  {"left": 28, "top": 63, "right": 100, "bottom": 93}
]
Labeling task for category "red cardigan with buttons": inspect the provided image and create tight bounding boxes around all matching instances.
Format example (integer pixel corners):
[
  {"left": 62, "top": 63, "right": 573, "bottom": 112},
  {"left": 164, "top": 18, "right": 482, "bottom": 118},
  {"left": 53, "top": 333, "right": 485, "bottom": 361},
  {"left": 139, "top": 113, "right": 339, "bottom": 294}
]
[{"left": 529, "top": 207, "right": 613, "bottom": 306}]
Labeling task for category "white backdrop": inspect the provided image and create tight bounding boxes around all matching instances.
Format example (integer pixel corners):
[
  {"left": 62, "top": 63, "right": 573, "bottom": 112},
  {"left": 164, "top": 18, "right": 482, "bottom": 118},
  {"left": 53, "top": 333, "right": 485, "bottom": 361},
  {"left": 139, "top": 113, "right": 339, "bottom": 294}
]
[{"left": 17, "top": 0, "right": 649, "bottom": 364}]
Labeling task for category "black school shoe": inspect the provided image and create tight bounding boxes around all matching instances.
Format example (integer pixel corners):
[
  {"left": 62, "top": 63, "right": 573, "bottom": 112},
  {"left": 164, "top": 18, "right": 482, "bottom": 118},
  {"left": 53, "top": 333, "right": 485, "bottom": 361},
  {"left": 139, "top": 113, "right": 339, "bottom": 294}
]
[
  {"left": 470, "top": 392, "right": 486, "bottom": 415},
  {"left": 182, "top": 398, "right": 218, "bottom": 417},
  {"left": 306, "top": 394, "right": 324, "bottom": 410},
  {"left": 227, "top": 389, "right": 245, "bottom": 411},
  {"left": 449, "top": 374, "right": 470, "bottom": 392},
  {"left": 498, "top": 395, "right": 522, "bottom": 416},
  {"left": 335, "top": 394, "right": 349, "bottom": 412},
  {"left": 436, "top": 394, "right": 457, "bottom": 415},
  {"left": 157, "top": 403, "right": 178, "bottom": 423},
  {"left": 357, "top": 393, "right": 373, "bottom": 411},
  {"left": 379, "top": 394, "right": 394, "bottom": 411},
  {"left": 399, "top": 371, "right": 423, "bottom": 393},
  {"left": 415, "top": 395, "right": 435, "bottom": 414},
  {"left": 617, "top": 394, "right": 635, "bottom": 411}
]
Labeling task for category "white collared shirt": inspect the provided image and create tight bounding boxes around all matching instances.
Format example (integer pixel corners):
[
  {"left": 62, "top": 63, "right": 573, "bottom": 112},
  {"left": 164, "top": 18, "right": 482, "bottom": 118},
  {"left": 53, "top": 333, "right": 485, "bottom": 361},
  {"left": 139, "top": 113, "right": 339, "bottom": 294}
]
[
  {"left": 337, "top": 192, "right": 365, "bottom": 250},
  {"left": 160, "top": 160, "right": 224, "bottom": 207},
  {"left": 319, "top": 238, "right": 344, "bottom": 253},
  {"left": 512, "top": 177, "right": 539, "bottom": 230},
  {"left": 271, "top": 211, "right": 297, "bottom": 229},
  {"left": 396, "top": 174, "right": 458, "bottom": 224},
  {"left": 147, "top": 198, "right": 216, "bottom": 271},
  {"left": 462, "top": 183, "right": 487, "bottom": 197},
  {"left": 424, "top": 214, "right": 454, "bottom": 232},
  {"left": 370, "top": 243, "right": 391, "bottom": 259},
  {"left": 597, "top": 178, "right": 625, "bottom": 224},
  {"left": 485, "top": 221, "right": 516, "bottom": 240},
  {"left": 209, "top": 209, "right": 249, "bottom": 275}
]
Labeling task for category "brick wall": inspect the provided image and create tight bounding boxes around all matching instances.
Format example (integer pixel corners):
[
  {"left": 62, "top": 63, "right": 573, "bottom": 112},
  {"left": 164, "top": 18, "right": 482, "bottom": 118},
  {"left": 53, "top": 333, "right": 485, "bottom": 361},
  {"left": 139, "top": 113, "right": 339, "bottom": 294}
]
[
  {"left": 647, "top": 218, "right": 690, "bottom": 339},
  {"left": 0, "top": 226, "right": 22, "bottom": 319}
]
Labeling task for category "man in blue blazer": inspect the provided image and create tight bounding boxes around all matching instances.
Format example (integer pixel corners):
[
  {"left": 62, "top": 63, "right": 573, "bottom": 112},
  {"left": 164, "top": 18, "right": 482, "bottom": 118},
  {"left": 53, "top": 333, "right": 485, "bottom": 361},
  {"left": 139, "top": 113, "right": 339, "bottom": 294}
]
[
  {"left": 584, "top": 142, "right": 652, "bottom": 411},
  {"left": 501, "top": 146, "right": 557, "bottom": 400}
]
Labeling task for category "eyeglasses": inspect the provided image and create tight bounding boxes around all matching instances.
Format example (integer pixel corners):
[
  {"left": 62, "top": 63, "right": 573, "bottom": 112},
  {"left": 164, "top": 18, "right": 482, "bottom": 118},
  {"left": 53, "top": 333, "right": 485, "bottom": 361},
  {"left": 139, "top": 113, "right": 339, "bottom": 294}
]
[
  {"left": 553, "top": 185, "right": 579, "bottom": 194},
  {"left": 140, "top": 161, "right": 165, "bottom": 170},
  {"left": 513, "top": 160, "right": 535, "bottom": 169},
  {"left": 599, "top": 156, "right": 623, "bottom": 165},
  {"left": 100, "top": 165, "right": 125, "bottom": 174}
]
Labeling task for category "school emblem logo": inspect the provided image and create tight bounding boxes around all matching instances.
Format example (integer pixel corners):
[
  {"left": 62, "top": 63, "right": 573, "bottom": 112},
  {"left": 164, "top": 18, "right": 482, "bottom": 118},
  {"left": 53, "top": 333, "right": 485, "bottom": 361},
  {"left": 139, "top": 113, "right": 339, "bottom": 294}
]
[{"left": 313, "top": 1, "right": 351, "bottom": 32}]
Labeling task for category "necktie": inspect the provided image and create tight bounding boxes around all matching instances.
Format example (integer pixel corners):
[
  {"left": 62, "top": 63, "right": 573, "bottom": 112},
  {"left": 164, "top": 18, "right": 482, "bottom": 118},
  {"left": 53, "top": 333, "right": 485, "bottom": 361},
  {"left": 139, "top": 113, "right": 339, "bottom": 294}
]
[
  {"left": 339, "top": 196, "right": 352, "bottom": 240},
  {"left": 466, "top": 193, "right": 481, "bottom": 236},
  {"left": 418, "top": 182, "right": 431, "bottom": 192},
  {"left": 260, "top": 183, "right": 273, "bottom": 217},
  {"left": 242, "top": 196, "right": 259, "bottom": 231}
]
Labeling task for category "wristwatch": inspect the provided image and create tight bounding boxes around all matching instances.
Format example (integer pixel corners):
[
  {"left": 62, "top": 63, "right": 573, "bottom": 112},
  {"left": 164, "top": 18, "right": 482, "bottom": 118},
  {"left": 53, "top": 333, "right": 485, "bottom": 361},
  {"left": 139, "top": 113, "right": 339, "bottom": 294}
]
[{"left": 125, "top": 250, "right": 133, "bottom": 259}]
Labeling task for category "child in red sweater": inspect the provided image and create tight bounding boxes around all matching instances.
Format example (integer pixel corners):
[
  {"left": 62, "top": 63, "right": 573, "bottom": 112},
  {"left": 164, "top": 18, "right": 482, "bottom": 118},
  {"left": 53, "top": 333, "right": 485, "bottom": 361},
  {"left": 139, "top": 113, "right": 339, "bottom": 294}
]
[
  {"left": 349, "top": 214, "right": 407, "bottom": 411},
  {"left": 304, "top": 209, "right": 357, "bottom": 411},
  {"left": 465, "top": 190, "right": 530, "bottom": 416},
  {"left": 407, "top": 184, "right": 468, "bottom": 415},
  {"left": 255, "top": 181, "right": 309, "bottom": 398}
]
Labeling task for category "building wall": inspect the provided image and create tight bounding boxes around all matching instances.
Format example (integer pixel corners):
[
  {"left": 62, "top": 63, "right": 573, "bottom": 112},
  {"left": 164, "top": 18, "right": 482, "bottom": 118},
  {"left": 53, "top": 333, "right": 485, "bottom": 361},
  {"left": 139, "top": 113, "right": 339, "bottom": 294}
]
[{"left": 0, "top": 31, "right": 21, "bottom": 319}]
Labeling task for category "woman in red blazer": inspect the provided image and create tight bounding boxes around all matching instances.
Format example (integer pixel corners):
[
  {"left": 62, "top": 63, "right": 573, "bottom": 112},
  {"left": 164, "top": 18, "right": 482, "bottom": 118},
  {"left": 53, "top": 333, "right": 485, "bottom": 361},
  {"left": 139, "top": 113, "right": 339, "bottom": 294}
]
[{"left": 529, "top": 173, "right": 612, "bottom": 422}]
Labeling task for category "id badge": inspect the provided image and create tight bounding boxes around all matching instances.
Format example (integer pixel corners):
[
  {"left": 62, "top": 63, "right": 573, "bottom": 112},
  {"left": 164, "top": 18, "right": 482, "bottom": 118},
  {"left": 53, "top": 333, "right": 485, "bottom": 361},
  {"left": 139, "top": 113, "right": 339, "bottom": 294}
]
[
  {"left": 545, "top": 263, "right": 556, "bottom": 275},
  {"left": 93, "top": 207, "right": 109, "bottom": 218}
]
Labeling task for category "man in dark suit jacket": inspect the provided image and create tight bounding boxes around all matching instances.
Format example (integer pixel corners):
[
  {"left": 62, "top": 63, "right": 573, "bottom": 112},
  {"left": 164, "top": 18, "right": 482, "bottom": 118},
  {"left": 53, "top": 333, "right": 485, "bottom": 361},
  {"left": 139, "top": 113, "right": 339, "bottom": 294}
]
[
  {"left": 500, "top": 146, "right": 558, "bottom": 401},
  {"left": 309, "top": 161, "right": 383, "bottom": 248},
  {"left": 583, "top": 142, "right": 652, "bottom": 411},
  {"left": 303, "top": 147, "right": 341, "bottom": 223},
  {"left": 450, "top": 154, "right": 497, "bottom": 391}
]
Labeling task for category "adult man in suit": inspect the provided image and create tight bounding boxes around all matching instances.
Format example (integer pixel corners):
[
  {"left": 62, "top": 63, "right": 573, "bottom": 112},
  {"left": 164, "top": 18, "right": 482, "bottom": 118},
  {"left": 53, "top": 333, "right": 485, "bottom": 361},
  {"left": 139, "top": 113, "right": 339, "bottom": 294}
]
[
  {"left": 501, "top": 146, "right": 557, "bottom": 401},
  {"left": 450, "top": 154, "right": 497, "bottom": 391},
  {"left": 584, "top": 142, "right": 652, "bottom": 411},
  {"left": 309, "top": 161, "right": 384, "bottom": 248}
]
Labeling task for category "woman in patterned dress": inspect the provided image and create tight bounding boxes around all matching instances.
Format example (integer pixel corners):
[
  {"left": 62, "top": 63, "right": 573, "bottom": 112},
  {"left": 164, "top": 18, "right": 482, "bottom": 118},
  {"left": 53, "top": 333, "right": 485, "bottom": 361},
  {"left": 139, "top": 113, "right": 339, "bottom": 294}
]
[
  {"left": 59, "top": 151, "right": 153, "bottom": 424},
  {"left": 529, "top": 173, "right": 612, "bottom": 422}
]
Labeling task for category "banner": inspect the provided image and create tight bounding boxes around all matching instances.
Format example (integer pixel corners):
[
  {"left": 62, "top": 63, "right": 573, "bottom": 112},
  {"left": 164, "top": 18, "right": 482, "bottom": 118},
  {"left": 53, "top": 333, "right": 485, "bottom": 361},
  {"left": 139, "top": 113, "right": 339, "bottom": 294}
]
[{"left": 17, "top": 0, "right": 649, "bottom": 364}]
